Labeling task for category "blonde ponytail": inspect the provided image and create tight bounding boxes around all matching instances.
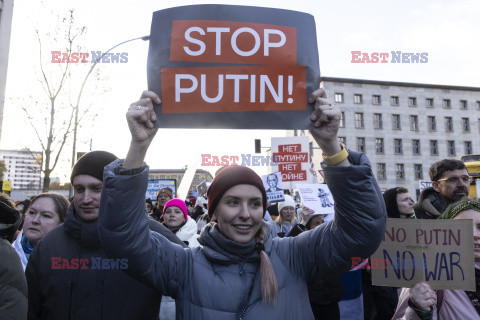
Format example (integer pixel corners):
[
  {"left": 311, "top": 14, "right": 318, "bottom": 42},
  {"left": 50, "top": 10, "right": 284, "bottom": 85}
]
[{"left": 255, "top": 226, "right": 278, "bottom": 304}]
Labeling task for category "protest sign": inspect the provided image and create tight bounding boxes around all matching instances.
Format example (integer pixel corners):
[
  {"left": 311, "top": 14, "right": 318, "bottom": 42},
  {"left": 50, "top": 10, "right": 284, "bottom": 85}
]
[
  {"left": 371, "top": 218, "right": 475, "bottom": 290},
  {"left": 148, "top": 5, "right": 320, "bottom": 129},
  {"left": 271, "top": 136, "right": 312, "bottom": 189},
  {"left": 146, "top": 180, "right": 176, "bottom": 201},
  {"left": 295, "top": 183, "right": 335, "bottom": 215},
  {"left": 262, "top": 172, "right": 285, "bottom": 203},
  {"left": 196, "top": 180, "right": 211, "bottom": 197},
  {"left": 419, "top": 180, "right": 432, "bottom": 193}
]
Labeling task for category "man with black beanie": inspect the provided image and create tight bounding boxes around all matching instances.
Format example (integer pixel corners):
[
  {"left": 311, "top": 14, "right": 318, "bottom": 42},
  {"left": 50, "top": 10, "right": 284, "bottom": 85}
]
[{"left": 26, "top": 150, "right": 186, "bottom": 320}]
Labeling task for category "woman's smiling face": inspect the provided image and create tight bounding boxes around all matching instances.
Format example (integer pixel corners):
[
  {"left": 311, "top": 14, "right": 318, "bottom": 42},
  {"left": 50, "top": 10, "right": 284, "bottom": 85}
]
[{"left": 214, "top": 184, "right": 264, "bottom": 243}]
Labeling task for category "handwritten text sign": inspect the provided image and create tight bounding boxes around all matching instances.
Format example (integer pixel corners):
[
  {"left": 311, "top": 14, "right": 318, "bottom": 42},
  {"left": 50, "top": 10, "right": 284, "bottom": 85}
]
[{"left": 371, "top": 218, "right": 475, "bottom": 290}]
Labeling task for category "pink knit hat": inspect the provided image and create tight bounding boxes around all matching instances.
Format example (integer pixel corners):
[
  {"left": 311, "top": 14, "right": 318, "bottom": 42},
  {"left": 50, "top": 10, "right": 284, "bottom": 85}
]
[{"left": 163, "top": 199, "right": 188, "bottom": 220}]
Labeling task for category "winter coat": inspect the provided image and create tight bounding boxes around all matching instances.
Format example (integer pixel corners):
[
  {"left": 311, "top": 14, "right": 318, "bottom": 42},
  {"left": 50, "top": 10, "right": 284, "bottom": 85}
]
[
  {"left": 392, "top": 276, "right": 480, "bottom": 319},
  {"left": 98, "top": 151, "right": 387, "bottom": 320},
  {"left": 267, "top": 220, "right": 295, "bottom": 238},
  {"left": 0, "top": 203, "right": 27, "bottom": 320},
  {"left": 26, "top": 203, "right": 186, "bottom": 320},
  {"left": 12, "top": 229, "right": 28, "bottom": 271},
  {"left": 160, "top": 217, "right": 201, "bottom": 319},
  {"left": 412, "top": 187, "right": 450, "bottom": 219}
]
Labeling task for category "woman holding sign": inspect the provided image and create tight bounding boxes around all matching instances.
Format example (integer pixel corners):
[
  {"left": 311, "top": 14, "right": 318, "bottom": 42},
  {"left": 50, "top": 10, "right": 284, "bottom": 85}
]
[
  {"left": 97, "top": 89, "right": 386, "bottom": 319},
  {"left": 392, "top": 198, "right": 480, "bottom": 319}
]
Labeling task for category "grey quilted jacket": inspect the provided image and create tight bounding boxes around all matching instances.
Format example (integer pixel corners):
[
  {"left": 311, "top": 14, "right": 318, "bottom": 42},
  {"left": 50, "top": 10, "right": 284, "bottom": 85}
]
[{"left": 98, "top": 151, "right": 386, "bottom": 319}]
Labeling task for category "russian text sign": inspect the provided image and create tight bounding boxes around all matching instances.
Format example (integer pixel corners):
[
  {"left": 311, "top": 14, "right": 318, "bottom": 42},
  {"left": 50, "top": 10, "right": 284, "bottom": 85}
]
[
  {"left": 371, "top": 218, "right": 475, "bottom": 290},
  {"left": 148, "top": 5, "right": 320, "bottom": 129}
]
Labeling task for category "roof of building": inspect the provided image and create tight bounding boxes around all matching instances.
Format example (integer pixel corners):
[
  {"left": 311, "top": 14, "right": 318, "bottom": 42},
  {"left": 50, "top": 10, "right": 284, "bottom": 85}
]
[{"left": 321, "top": 77, "right": 480, "bottom": 92}]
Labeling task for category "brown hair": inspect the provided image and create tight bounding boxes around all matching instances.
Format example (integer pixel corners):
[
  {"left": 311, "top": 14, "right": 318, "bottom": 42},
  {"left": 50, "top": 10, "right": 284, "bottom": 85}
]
[
  {"left": 429, "top": 159, "right": 467, "bottom": 181},
  {"left": 396, "top": 187, "right": 409, "bottom": 194},
  {"left": 27, "top": 193, "right": 70, "bottom": 222},
  {"left": 255, "top": 226, "right": 278, "bottom": 304}
]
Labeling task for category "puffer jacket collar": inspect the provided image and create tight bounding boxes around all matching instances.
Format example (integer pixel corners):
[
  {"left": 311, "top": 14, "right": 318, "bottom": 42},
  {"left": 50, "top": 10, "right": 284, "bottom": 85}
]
[
  {"left": 63, "top": 203, "right": 102, "bottom": 250},
  {"left": 198, "top": 221, "right": 272, "bottom": 265}
]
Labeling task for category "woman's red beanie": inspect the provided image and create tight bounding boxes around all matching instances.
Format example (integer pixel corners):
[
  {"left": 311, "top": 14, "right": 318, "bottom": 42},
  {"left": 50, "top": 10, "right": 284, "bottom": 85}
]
[{"left": 207, "top": 166, "right": 267, "bottom": 219}]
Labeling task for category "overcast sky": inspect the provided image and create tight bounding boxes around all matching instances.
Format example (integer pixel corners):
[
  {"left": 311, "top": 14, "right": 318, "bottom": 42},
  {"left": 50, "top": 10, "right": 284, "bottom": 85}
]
[{"left": 2, "top": 0, "right": 479, "bottom": 182}]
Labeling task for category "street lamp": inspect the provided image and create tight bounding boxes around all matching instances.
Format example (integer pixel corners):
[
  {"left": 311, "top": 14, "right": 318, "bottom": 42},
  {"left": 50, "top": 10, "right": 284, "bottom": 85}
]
[{"left": 68, "top": 35, "right": 150, "bottom": 198}]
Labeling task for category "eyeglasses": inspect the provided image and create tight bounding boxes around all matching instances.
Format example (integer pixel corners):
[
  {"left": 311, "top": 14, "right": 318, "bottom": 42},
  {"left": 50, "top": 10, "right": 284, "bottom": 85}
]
[
  {"left": 158, "top": 194, "right": 171, "bottom": 199},
  {"left": 436, "top": 175, "right": 472, "bottom": 184}
]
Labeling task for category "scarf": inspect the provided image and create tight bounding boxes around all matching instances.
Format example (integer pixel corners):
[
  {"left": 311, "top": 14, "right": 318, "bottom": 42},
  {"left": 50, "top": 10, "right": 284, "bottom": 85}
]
[
  {"left": 465, "top": 268, "right": 480, "bottom": 315},
  {"left": 21, "top": 233, "right": 34, "bottom": 260},
  {"left": 198, "top": 222, "right": 261, "bottom": 264}
]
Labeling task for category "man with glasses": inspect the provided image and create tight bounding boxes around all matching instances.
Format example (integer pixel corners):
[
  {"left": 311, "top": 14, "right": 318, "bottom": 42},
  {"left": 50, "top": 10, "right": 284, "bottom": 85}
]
[{"left": 412, "top": 159, "right": 470, "bottom": 219}]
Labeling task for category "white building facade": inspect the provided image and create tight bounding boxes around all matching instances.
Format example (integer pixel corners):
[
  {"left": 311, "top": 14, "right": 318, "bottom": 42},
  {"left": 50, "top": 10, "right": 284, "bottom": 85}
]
[
  {"left": 298, "top": 77, "right": 480, "bottom": 198},
  {"left": 0, "top": 149, "right": 42, "bottom": 190}
]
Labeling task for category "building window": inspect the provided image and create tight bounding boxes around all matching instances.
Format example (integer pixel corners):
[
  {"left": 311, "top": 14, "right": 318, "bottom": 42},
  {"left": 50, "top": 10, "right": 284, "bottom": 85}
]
[
  {"left": 396, "top": 164, "right": 405, "bottom": 180},
  {"left": 408, "top": 97, "right": 417, "bottom": 107},
  {"left": 377, "top": 163, "right": 386, "bottom": 180},
  {"left": 427, "top": 116, "right": 436, "bottom": 131},
  {"left": 430, "top": 140, "right": 439, "bottom": 155},
  {"left": 462, "top": 118, "right": 470, "bottom": 132},
  {"left": 447, "top": 140, "right": 456, "bottom": 156},
  {"left": 338, "top": 137, "right": 346, "bottom": 145},
  {"left": 410, "top": 115, "right": 418, "bottom": 131},
  {"left": 390, "top": 96, "right": 399, "bottom": 106},
  {"left": 335, "top": 93, "right": 344, "bottom": 103},
  {"left": 426, "top": 98, "right": 434, "bottom": 108},
  {"left": 445, "top": 117, "right": 453, "bottom": 132},
  {"left": 443, "top": 99, "right": 451, "bottom": 109},
  {"left": 373, "top": 113, "right": 383, "bottom": 129},
  {"left": 460, "top": 100, "right": 468, "bottom": 109},
  {"left": 414, "top": 164, "right": 423, "bottom": 180},
  {"left": 356, "top": 138, "right": 365, "bottom": 152},
  {"left": 375, "top": 138, "right": 384, "bottom": 154},
  {"left": 340, "top": 112, "right": 345, "bottom": 127},
  {"left": 392, "top": 114, "right": 401, "bottom": 130},
  {"left": 355, "top": 112, "right": 364, "bottom": 128},
  {"left": 354, "top": 94, "right": 363, "bottom": 104},
  {"left": 372, "top": 95, "right": 381, "bottom": 105},
  {"left": 394, "top": 139, "right": 403, "bottom": 154},
  {"left": 465, "top": 141, "right": 473, "bottom": 154},
  {"left": 477, "top": 101, "right": 480, "bottom": 110}
]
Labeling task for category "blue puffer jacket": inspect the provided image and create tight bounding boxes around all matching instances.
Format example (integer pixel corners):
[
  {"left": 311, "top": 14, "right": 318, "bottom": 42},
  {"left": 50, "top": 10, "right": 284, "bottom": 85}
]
[{"left": 98, "top": 151, "right": 386, "bottom": 319}]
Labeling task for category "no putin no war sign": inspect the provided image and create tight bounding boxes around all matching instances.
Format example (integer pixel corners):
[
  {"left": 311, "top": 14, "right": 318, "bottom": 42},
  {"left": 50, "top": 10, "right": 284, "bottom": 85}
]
[
  {"left": 371, "top": 218, "right": 475, "bottom": 291},
  {"left": 147, "top": 5, "right": 320, "bottom": 129}
]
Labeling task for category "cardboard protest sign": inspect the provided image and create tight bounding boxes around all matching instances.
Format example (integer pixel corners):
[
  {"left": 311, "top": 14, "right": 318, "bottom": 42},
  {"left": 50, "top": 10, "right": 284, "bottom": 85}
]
[
  {"left": 271, "top": 136, "right": 312, "bottom": 189},
  {"left": 262, "top": 172, "right": 285, "bottom": 203},
  {"left": 371, "top": 218, "right": 475, "bottom": 290},
  {"left": 146, "top": 180, "right": 176, "bottom": 201},
  {"left": 295, "top": 183, "right": 335, "bottom": 215},
  {"left": 148, "top": 5, "right": 320, "bottom": 129}
]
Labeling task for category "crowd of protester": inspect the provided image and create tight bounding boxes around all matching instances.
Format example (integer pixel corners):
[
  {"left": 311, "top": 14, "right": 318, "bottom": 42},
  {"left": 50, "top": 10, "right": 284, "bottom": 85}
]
[{"left": 0, "top": 89, "right": 479, "bottom": 320}]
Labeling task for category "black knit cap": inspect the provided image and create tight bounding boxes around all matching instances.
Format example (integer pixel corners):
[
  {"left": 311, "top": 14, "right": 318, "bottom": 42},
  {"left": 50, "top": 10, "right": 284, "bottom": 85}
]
[
  {"left": 207, "top": 166, "right": 267, "bottom": 219},
  {"left": 70, "top": 151, "right": 118, "bottom": 183}
]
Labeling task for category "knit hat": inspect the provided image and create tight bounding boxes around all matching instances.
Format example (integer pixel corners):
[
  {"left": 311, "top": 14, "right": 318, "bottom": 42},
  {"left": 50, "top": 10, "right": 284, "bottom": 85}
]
[
  {"left": 163, "top": 199, "right": 188, "bottom": 221},
  {"left": 207, "top": 166, "right": 267, "bottom": 219},
  {"left": 157, "top": 188, "right": 173, "bottom": 200},
  {"left": 278, "top": 195, "right": 296, "bottom": 213},
  {"left": 439, "top": 198, "right": 480, "bottom": 220},
  {"left": 70, "top": 151, "right": 117, "bottom": 183}
]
